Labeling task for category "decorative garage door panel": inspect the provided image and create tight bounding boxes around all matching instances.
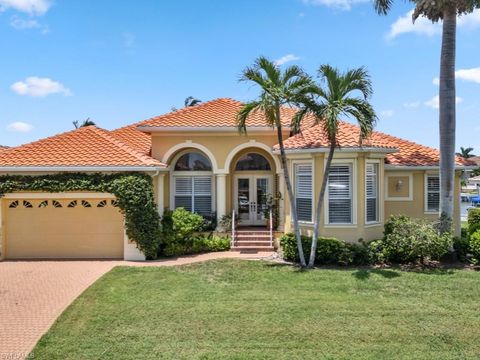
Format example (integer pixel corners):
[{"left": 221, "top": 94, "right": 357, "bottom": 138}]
[{"left": 5, "top": 198, "right": 124, "bottom": 259}]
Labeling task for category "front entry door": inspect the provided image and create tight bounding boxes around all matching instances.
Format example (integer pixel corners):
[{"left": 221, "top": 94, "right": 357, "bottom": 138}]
[{"left": 235, "top": 175, "right": 272, "bottom": 226}]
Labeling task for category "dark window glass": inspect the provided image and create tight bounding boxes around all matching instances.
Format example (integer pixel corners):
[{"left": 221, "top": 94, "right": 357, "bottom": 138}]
[
  {"left": 174, "top": 153, "right": 212, "bottom": 171},
  {"left": 235, "top": 153, "right": 271, "bottom": 171}
]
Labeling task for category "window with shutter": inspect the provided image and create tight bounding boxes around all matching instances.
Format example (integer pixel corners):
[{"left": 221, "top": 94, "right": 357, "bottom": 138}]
[
  {"left": 366, "top": 163, "right": 378, "bottom": 223},
  {"left": 294, "top": 164, "right": 313, "bottom": 222},
  {"left": 426, "top": 175, "right": 440, "bottom": 212},
  {"left": 328, "top": 165, "right": 352, "bottom": 224},
  {"left": 174, "top": 176, "right": 212, "bottom": 215}
]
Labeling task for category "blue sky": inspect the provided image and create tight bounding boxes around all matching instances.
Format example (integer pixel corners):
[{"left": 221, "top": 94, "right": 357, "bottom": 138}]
[{"left": 0, "top": 0, "right": 479, "bottom": 152}]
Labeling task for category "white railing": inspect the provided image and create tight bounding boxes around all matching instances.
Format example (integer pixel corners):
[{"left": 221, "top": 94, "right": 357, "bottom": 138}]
[
  {"left": 231, "top": 209, "right": 236, "bottom": 248},
  {"left": 269, "top": 208, "right": 273, "bottom": 248}
]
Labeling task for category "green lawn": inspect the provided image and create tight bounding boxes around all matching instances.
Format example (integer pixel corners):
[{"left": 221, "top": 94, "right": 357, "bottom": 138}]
[{"left": 33, "top": 260, "right": 480, "bottom": 360}]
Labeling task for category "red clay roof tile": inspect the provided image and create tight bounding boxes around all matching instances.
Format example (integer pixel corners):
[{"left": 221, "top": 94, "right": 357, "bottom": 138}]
[{"left": 0, "top": 126, "right": 164, "bottom": 168}]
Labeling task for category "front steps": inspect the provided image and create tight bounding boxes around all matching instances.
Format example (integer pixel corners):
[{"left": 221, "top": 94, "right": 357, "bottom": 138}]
[{"left": 231, "top": 229, "right": 274, "bottom": 252}]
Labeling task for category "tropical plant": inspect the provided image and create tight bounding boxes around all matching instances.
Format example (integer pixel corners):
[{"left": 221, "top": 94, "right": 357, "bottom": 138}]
[
  {"left": 293, "top": 65, "right": 377, "bottom": 267},
  {"left": 237, "top": 56, "right": 313, "bottom": 267},
  {"left": 373, "top": 0, "right": 480, "bottom": 234},
  {"left": 457, "top": 146, "right": 475, "bottom": 158},
  {"left": 73, "top": 117, "right": 96, "bottom": 129},
  {"left": 184, "top": 96, "right": 202, "bottom": 107}
]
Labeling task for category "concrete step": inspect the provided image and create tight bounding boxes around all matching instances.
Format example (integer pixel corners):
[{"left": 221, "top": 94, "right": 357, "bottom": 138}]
[
  {"left": 231, "top": 246, "right": 275, "bottom": 252},
  {"left": 234, "top": 241, "right": 272, "bottom": 246}
]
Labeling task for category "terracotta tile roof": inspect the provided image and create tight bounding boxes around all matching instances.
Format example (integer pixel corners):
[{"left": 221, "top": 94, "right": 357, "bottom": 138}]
[
  {"left": 468, "top": 156, "right": 480, "bottom": 166},
  {"left": 111, "top": 124, "right": 152, "bottom": 155},
  {"left": 0, "top": 126, "right": 164, "bottom": 168},
  {"left": 139, "top": 98, "right": 298, "bottom": 128},
  {"left": 0, "top": 145, "right": 8, "bottom": 151},
  {"left": 278, "top": 121, "right": 472, "bottom": 167}
]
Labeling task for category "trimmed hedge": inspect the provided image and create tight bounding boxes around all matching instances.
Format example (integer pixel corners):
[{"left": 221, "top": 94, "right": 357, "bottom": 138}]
[{"left": 280, "top": 233, "right": 369, "bottom": 266}]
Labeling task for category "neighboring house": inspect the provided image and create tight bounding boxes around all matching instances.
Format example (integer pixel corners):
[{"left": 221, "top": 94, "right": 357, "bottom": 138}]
[
  {"left": 0, "top": 98, "right": 473, "bottom": 260},
  {"left": 468, "top": 175, "right": 480, "bottom": 188},
  {"left": 469, "top": 156, "right": 480, "bottom": 167}
]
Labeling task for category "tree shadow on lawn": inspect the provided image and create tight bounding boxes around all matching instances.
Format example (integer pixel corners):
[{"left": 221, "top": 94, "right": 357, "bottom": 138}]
[{"left": 352, "top": 269, "right": 401, "bottom": 280}]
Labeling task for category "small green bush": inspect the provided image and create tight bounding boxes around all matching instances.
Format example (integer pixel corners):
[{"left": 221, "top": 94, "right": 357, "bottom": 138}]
[
  {"left": 469, "top": 230, "right": 480, "bottom": 264},
  {"left": 381, "top": 215, "right": 453, "bottom": 264},
  {"left": 367, "top": 239, "right": 386, "bottom": 264},
  {"left": 453, "top": 236, "right": 470, "bottom": 262},
  {"left": 279, "top": 233, "right": 370, "bottom": 265},
  {"left": 468, "top": 208, "right": 480, "bottom": 235}
]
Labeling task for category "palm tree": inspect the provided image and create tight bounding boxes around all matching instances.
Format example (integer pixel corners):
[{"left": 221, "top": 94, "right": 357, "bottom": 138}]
[
  {"left": 373, "top": 0, "right": 480, "bottom": 233},
  {"left": 237, "top": 56, "right": 313, "bottom": 267},
  {"left": 293, "top": 65, "right": 377, "bottom": 268},
  {"left": 73, "top": 118, "right": 96, "bottom": 129},
  {"left": 184, "top": 96, "right": 202, "bottom": 107},
  {"left": 457, "top": 146, "right": 475, "bottom": 158}
]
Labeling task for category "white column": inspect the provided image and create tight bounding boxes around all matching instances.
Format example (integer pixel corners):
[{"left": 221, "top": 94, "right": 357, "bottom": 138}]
[
  {"left": 277, "top": 171, "right": 285, "bottom": 231},
  {"left": 216, "top": 173, "right": 227, "bottom": 223},
  {"left": 156, "top": 173, "right": 165, "bottom": 217}
]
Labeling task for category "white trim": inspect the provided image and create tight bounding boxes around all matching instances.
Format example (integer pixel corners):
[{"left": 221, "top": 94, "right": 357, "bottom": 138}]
[
  {"left": 385, "top": 172, "right": 413, "bottom": 201},
  {"left": 385, "top": 165, "right": 472, "bottom": 170},
  {"left": 424, "top": 172, "right": 440, "bottom": 214},
  {"left": 291, "top": 159, "right": 314, "bottom": 225},
  {"left": 274, "top": 147, "right": 398, "bottom": 155},
  {"left": 223, "top": 140, "right": 282, "bottom": 174},
  {"left": 139, "top": 126, "right": 290, "bottom": 133},
  {"left": 324, "top": 158, "right": 357, "bottom": 227},
  {"left": 3, "top": 192, "right": 116, "bottom": 199},
  {"left": 365, "top": 160, "right": 381, "bottom": 225},
  {"left": 0, "top": 166, "right": 166, "bottom": 172},
  {"left": 162, "top": 141, "right": 219, "bottom": 173}
]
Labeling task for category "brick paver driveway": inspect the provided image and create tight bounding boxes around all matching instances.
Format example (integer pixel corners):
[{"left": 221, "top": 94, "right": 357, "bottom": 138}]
[
  {"left": 0, "top": 252, "right": 274, "bottom": 358},
  {"left": 0, "top": 261, "right": 117, "bottom": 359}
]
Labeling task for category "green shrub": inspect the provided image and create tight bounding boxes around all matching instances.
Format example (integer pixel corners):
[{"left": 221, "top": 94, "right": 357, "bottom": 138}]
[
  {"left": 203, "top": 235, "right": 231, "bottom": 252},
  {"left": 367, "top": 239, "right": 386, "bottom": 264},
  {"left": 161, "top": 208, "right": 204, "bottom": 257},
  {"left": 279, "top": 233, "right": 370, "bottom": 265},
  {"left": 469, "top": 230, "right": 480, "bottom": 264},
  {"left": 382, "top": 215, "right": 453, "bottom": 264},
  {"left": 468, "top": 208, "right": 480, "bottom": 235},
  {"left": 453, "top": 236, "right": 470, "bottom": 262}
]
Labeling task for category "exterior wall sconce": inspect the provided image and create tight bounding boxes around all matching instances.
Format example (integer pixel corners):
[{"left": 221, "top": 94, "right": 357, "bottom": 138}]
[{"left": 395, "top": 179, "right": 403, "bottom": 192}]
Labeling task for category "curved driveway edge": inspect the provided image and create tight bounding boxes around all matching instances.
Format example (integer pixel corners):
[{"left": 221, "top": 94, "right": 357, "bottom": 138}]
[{"left": 0, "top": 251, "right": 274, "bottom": 358}]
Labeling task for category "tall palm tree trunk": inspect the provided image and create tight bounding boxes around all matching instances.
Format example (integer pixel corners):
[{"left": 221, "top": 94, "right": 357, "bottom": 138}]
[
  {"left": 438, "top": 8, "right": 457, "bottom": 234},
  {"left": 308, "top": 142, "right": 336, "bottom": 267},
  {"left": 275, "top": 108, "right": 306, "bottom": 267}
]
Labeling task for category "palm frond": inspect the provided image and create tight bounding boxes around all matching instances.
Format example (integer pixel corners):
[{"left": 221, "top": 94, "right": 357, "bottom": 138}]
[
  {"left": 237, "top": 101, "right": 261, "bottom": 134},
  {"left": 374, "top": 0, "right": 393, "bottom": 15}
]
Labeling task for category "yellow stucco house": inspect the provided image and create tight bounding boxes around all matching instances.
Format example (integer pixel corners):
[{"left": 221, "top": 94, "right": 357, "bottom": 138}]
[{"left": 0, "top": 98, "right": 472, "bottom": 260}]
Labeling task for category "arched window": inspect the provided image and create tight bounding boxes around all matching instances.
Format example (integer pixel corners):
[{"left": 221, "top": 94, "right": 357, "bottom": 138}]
[
  {"left": 235, "top": 153, "right": 271, "bottom": 171},
  {"left": 173, "top": 151, "right": 213, "bottom": 216},
  {"left": 174, "top": 153, "right": 212, "bottom": 171}
]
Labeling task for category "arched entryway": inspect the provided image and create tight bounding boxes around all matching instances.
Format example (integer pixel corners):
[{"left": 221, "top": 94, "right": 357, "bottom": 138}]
[{"left": 230, "top": 150, "right": 276, "bottom": 227}]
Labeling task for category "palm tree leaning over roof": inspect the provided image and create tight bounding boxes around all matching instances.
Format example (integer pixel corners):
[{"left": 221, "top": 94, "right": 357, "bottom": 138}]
[
  {"left": 73, "top": 118, "right": 96, "bottom": 129},
  {"left": 237, "top": 56, "right": 313, "bottom": 267},
  {"left": 293, "top": 65, "right": 377, "bottom": 268},
  {"left": 457, "top": 146, "right": 475, "bottom": 159},
  {"left": 373, "top": 0, "right": 480, "bottom": 234}
]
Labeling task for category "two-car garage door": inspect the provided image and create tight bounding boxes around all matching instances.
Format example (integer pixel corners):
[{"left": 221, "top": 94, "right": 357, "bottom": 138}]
[{"left": 3, "top": 196, "right": 124, "bottom": 259}]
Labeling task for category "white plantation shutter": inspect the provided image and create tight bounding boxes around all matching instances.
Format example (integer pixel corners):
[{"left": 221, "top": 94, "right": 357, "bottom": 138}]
[
  {"left": 193, "top": 177, "right": 212, "bottom": 215},
  {"left": 328, "top": 165, "right": 352, "bottom": 224},
  {"left": 174, "top": 176, "right": 212, "bottom": 215},
  {"left": 427, "top": 176, "right": 440, "bottom": 212},
  {"left": 295, "top": 164, "right": 313, "bottom": 222},
  {"left": 366, "top": 163, "right": 378, "bottom": 223}
]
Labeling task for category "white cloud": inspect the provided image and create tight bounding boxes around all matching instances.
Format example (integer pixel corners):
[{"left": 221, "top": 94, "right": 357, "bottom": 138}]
[
  {"left": 387, "top": 9, "right": 480, "bottom": 39},
  {"left": 425, "top": 95, "right": 463, "bottom": 109},
  {"left": 303, "top": 0, "right": 369, "bottom": 11},
  {"left": 432, "top": 67, "right": 480, "bottom": 86},
  {"left": 7, "top": 121, "right": 33, "bottom": 132},
  {"left": 9, "top": 14, "right": 48, "bottom": 32},
  {"left": 123, "top": 32, "right": 135, "bottom": 48},
  {"left": 274, "top": 54, "right": 300, "bottom": 66},
  {"left": 0, "top": 0, "right": 51, "bottom": 16},
  {"left": 456, "top": 67, "right": 480, "bottom": 84},
  {"left": 380, "top": 110, "right": 394, "bottom": 118},
  {"left": 11, "top": 77, "right": 72, "bottom": 97},
  {"left": 403, "top": 101, "right": 421, "bottom": 109}
]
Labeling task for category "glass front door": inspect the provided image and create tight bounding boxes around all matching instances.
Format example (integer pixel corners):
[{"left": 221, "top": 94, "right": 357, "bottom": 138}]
[{"left": 235, "top": 176, "right": 272, "bottom": 226}]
